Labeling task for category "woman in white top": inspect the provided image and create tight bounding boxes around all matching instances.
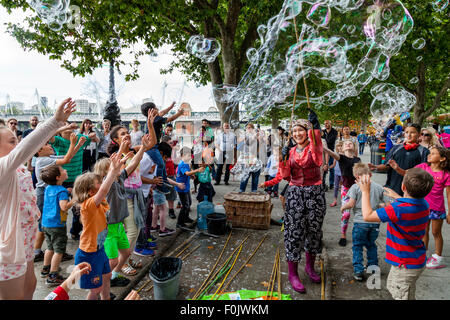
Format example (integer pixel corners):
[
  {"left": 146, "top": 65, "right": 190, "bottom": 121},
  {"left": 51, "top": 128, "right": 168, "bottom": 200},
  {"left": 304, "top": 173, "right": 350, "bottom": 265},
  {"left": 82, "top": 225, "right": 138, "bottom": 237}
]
[
  {"left": 0, "top": 98, "right": 76, "bottom": 300},
  {"left": 130, "top": 119, "right": 144, "bottom": 148}
]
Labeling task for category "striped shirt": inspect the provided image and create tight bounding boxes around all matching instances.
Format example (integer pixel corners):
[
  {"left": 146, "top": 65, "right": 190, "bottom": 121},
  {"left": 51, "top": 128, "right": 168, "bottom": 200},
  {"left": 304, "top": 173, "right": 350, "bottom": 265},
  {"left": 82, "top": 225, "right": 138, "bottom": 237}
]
[
  {"left": 51, "top": 134, "right": 90, "bottom": 183},
  {"left": 376, "top": 198, "right": 429, "bottom": 269}
]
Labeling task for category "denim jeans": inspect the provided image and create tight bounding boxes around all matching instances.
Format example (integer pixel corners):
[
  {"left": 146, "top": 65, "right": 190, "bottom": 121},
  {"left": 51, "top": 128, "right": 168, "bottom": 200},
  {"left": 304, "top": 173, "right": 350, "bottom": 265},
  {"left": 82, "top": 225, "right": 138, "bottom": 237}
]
[
  {"left": 352, "top": 222, "right": 380, "bottom": 274},
  {"left": 322, "top": 156, "right": 335, "bottom": 188},
  {"left": 177, "top": 191, "right": 192, "bottom": 224},
  {"left": 146, "top": 145, "right": 167, "bottom": 182},
  {"left": 359, "top": 142, "right": 365, "bottom": 155},
  {"left": 63, "top": 181, "right": 83, "bottom": 237},
  {"left": 328, "top": 156, "right": 335, "bottom": 187},
  {"left": 239, "top": 170, "right": 260, "bottom": 193}
]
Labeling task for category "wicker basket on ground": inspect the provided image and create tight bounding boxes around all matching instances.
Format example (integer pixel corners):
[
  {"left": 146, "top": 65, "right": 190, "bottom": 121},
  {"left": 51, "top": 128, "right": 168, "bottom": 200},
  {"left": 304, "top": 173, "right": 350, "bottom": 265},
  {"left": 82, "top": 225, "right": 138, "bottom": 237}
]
[{"left": 223, "top": 192, "right": 273, "bottom": 230}]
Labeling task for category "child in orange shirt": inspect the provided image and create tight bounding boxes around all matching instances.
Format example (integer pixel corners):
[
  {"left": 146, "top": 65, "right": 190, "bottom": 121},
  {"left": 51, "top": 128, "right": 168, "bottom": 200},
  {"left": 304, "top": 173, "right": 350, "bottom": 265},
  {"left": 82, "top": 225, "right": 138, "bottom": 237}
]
[{"left": 72, "top": 152, "right": 122, "bottom": 300}]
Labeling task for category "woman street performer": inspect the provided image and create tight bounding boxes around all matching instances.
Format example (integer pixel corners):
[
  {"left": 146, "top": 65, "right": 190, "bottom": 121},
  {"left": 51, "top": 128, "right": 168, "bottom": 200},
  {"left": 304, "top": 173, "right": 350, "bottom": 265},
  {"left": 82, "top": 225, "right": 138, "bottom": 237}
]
[{"left": 279, "top": 109, "right": 325, "bottom": 293}]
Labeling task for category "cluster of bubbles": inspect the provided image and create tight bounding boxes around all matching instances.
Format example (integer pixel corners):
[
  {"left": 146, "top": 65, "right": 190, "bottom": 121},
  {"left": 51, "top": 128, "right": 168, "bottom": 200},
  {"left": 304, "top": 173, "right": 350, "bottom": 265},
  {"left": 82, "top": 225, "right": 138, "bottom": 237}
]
[
  {"left": 369, "top": 83, "right": 416, "bottom": 130},
  {"left": 208, "top": 0, "right": 414, "bottom": 124},
  {"left": 27, "top": 0, "right": 73, "bottom": 31},
  {"left": 186, "top": 35, "right": 221, "bottom": 63},
  {"left": 230, "top": 155, "right": 264, "bottom": 182},
  {"left": 432, "top": 0, "right": 449, "bottom": 12}
]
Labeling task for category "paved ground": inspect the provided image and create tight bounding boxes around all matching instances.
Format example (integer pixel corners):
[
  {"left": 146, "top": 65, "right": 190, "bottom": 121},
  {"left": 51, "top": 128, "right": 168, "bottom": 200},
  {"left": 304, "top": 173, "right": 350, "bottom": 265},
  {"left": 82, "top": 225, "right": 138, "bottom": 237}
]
[{"left": 32, "top": 147, "right": 450, "bottom": 300}]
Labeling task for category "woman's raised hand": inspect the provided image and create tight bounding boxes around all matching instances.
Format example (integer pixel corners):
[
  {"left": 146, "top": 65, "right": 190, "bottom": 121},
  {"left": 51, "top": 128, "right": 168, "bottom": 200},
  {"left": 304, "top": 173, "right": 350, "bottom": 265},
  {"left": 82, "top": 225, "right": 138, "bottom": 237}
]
[{"left": 54, "top": 98, "right": 77, "bottom": 123}]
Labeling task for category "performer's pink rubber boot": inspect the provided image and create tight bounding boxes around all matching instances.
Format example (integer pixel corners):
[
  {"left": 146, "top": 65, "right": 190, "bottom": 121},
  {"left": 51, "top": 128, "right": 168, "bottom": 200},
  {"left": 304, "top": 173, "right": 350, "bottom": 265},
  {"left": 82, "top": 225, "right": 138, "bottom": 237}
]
[
  {"left": 305, "top": 252, "right": 321, "bottom": 283},
  {"left": 287, "top": 261, "right": 306, "bottom": 293}
]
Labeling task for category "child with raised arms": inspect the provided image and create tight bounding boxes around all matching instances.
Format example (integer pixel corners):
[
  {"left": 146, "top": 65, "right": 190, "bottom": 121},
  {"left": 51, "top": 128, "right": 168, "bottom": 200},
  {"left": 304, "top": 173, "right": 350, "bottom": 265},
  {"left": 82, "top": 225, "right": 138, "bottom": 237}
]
[{"left": 72, "top": 152, "right": 123, "bottom": 300}]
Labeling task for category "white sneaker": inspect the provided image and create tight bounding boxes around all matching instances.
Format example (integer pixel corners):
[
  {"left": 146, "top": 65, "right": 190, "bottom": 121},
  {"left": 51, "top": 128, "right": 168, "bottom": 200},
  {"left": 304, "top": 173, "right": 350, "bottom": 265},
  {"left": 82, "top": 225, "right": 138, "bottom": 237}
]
[{"left": 426, "top": 255, "right": 446, "bottom": 269}]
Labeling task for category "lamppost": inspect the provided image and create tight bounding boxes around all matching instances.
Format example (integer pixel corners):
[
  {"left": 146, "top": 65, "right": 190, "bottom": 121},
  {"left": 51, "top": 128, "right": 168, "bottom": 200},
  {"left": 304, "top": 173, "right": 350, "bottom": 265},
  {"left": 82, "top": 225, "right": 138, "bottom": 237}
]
[{"left": 103, "top": 38, "right": 122, "bottom": 127}]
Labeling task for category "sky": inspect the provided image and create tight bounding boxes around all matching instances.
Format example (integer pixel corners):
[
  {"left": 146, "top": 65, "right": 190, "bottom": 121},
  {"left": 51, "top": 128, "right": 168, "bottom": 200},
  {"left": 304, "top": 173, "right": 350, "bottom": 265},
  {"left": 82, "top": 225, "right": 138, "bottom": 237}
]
[{"left": 0, "top": 6, "right": 216, "bottom": 112}]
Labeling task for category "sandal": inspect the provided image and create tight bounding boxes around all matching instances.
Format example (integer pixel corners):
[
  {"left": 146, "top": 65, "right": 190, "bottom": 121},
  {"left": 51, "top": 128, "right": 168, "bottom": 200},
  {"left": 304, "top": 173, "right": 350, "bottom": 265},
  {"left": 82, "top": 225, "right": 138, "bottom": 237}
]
[
  {"left": 129, "top": 258, "right": 143, "bottom": 269},
  {"left": 121, "top": 263, "right": 137, "bottom": 276},
  {"left": 330, "top": 201, "right": 337, "bottom": 207}
]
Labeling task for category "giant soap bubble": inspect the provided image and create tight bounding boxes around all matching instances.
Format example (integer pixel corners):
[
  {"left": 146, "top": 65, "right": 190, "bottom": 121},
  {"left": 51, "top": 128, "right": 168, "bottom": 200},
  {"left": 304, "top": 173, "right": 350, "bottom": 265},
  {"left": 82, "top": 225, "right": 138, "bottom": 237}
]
[
  {"left": 370, "top": 83, "right": 416, "bottom": 130},
  {"left": 210, "top": 0, "right": 414, "bottom": 123},
  {"left": 27, "top": 0, "right": 73, "bottom": 31},
  {"left": 187, "top": 35, "right": 221, "bottom": 63}
]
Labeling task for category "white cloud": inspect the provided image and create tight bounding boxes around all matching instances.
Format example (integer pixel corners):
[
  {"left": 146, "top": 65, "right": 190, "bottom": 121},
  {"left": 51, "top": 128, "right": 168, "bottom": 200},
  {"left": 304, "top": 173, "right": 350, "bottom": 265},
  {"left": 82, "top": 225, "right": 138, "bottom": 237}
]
[{"left": 0, "top": 7, "right": 215, "bottom": 111}]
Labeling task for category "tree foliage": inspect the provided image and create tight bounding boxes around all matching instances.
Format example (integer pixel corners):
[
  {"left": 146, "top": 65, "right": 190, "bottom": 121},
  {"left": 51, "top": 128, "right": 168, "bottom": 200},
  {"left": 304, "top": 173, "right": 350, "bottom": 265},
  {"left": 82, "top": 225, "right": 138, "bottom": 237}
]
[
  {"left": 387, "top": 1, "right": 450, "bottom": 125},
  {"left": 0, "top": 0, "right": 448, "bottom": 126}
]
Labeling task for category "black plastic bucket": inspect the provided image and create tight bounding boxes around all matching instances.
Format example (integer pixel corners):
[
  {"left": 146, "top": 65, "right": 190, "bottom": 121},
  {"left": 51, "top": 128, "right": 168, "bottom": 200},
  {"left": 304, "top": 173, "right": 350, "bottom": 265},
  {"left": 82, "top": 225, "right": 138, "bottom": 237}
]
[
  {"left": 206, "top": 213, "right": 227, "bottom": 235},
  {"left": 149, "top": 257, "right": 182, "bottom": 300}
]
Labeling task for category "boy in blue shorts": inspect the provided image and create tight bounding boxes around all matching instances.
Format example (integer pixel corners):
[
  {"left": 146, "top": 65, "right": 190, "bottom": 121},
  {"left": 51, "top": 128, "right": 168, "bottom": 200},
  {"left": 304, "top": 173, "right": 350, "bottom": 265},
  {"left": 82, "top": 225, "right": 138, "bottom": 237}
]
[
  {"left": 40, "top": 164, "right": 76, "bottom": 287},
  {"left": 176, "top": 146, "right": 205, "bottom": 229},
  {"left": 359, "top": 167, "right": 434, "bottom": 300}
]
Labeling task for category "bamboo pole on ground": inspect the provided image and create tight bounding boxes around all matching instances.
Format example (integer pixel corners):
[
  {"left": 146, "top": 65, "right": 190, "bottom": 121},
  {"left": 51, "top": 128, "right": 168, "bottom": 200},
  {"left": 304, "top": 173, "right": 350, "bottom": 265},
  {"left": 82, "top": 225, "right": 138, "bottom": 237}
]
[
  {"left": 321, "top": 257, "right": 325, "bottom": 300},
  {"left": 277, "top": 248, "right": 282, "bottom": 300},
  {"left": 211, "top": 243, "right": 244, "bottom": 300},
  {"left": 219, "top": 234, "right": 267, "bottom": 294},
  {"left": 266, "top": 248, "right": 279, "bottom": 300},
  {"left": 194, "top": 235, "right": 250, "bottom": 300},
  {"left": 192, "top": 231, "right": 233, "bottom": 299},
  {"left": 197, "top": 261, "right": 233, "bottom": 300},
  {"left": 269, "top": 249, "right": 280, "bottom": 300},
  {"left": 181, "top": 244, "right": 201, "bottom": 260}
]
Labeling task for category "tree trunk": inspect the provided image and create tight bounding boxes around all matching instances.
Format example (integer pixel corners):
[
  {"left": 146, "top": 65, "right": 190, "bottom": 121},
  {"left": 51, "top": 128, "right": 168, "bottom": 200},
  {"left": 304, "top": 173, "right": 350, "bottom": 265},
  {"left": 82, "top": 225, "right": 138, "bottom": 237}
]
[
  {"left": 271, "top": 108, "right": 279, "bottom": 129},
  {"left": 413, "top": 62, "right": 426, "bottom": 126},
  {"left": 210, "top": 36, "right": 241, "bottom": 125}
]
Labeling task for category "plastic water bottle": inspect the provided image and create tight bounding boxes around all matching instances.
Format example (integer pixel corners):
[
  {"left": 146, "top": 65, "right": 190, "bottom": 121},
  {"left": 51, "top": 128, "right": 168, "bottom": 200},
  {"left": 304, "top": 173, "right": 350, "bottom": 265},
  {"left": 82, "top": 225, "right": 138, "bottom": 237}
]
[{"left": 197, "top": 196, "right": 214, "bottom": 230}]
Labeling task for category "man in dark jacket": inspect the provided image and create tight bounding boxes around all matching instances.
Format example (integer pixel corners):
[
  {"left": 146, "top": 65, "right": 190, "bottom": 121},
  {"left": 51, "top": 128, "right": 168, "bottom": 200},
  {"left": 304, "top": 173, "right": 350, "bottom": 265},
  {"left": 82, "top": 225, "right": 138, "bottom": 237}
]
[{"left": 322, "top": 120, "right": 338, "bottom": 190}]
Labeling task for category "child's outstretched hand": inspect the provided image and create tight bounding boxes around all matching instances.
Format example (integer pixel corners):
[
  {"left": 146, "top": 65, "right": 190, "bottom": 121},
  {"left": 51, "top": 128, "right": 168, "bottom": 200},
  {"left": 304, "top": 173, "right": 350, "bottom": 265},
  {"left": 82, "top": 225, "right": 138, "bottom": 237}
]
[
  {"left": 57, "top": 122, "right": 78, "bottom": 134},
  {"left": 70, "top": 133, "right": 78, "bottom": 145},
  {"left": 147, "top": 108, "right": 158, "bottom": 126},
  {"left": 383, "top": 187, "right": 400, "bottom": 199},
  {"left": 388, "top": 159, "right": 399, "bottom": 170},
  {"left": 54, "top": 98, "right": 77, "bottom": 123},
  {"left": 109, "top": 152, "right": 122, "bottom": 174},
  {"left": 141, "top": 134, "right": 154, "bottom": 151},
  {"left": 120, "top": 151, "right": 134, "bottom": 165},
  {"left": 76, "top": 136, "right": 87, "bottom": 148},
  {"left": 177, "top": 182, "right": 185, "bottom": 190},
  {"left": 124, "top": 290, "right": 140, "bottom": 300},
  {"left": 198, "top": 166, "right": 206, "bottom": 173},
  {"left": 357, "top": 174, "right": 371, "bottom": 193},
  {"left": 65, "top": 262, "right": 91, "bottom": 290},
  {"left": 118, "top": 137, "right": 131, "bottom": 154},
  {"left": 153, "top": 176, "right": 163, "bottom": 186},
  {"left": 88, "top": 132, "right": 97, "bottom": 140}
]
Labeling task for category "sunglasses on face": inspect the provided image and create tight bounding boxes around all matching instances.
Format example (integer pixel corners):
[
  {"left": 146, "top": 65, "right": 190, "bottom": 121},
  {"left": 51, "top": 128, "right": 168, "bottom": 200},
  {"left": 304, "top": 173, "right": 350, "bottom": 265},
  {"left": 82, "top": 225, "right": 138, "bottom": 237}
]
[
  {"left": 421, "top": 133, "right": 431, "bottom": 137},
  {"left": 9, "top": 122, "right": 17, "bottom": 125}
]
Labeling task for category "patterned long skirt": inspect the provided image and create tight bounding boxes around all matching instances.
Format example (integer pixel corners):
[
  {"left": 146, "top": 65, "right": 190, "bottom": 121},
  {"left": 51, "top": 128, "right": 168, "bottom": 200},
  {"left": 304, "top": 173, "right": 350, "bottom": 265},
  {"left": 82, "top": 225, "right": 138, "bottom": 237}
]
[{"left": 284, "top": 184, "right": 326, "bottom": 262}]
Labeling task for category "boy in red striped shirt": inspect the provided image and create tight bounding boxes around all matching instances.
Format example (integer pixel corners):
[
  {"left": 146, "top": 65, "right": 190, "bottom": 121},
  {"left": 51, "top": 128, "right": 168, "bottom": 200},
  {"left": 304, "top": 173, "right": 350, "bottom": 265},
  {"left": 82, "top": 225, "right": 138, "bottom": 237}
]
[{"left": 358, "top": 167, "right": 434, "bottom": 300}]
